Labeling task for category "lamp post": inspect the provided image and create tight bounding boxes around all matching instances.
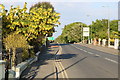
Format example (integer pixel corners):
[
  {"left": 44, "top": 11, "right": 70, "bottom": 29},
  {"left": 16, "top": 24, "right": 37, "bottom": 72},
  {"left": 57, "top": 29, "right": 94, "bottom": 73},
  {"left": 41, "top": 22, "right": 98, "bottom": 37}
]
[
  {"left": 102, "top": 6, "right": 110, "bottom": 47},
  {"left": 45, "top": 34, "right": 48, "bottom": 47},
  {"left": 86, "top": 15, "right": 91, "bottom": 44},
  {"left": 0, "top": 5, "right": 3, "bottom": 60},
  {"left": 80, "top": 24, "right": 83, "bottom": 43}
]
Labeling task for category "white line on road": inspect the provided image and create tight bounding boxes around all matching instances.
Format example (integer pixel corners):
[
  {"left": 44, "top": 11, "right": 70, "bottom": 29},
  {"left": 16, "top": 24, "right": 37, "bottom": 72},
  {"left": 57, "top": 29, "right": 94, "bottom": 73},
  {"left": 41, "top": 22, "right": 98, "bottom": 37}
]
[
  {"left": 88, "top": 52, "right": 94, "bottom": 54},
  {"left": 80, "top": 49, "right": 83, "bottom": 50},
  {"left": 83, "top": 50, "right": 87, "bottom": 52},
  {"left": 71, "top": 45, "right": 86, "bottom": 52},
  {"left": 59, "top": 62, "right": 69, "bottom": 79},
  {"left": 95, "top": 54, "right": 101, "bottom": 57},
  {"left": 105, "top": 58, "right": 118, "bottom": 64},
  {"left": 56, "top": 43, "right": 69, "bottom": 79}
]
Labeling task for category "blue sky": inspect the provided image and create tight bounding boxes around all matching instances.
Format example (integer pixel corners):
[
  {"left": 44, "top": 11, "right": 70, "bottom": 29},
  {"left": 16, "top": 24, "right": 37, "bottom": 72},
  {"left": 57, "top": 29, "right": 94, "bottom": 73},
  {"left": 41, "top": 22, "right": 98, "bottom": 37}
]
[{"left": 0, "top": 0, "right": 119, "bottom": 38}]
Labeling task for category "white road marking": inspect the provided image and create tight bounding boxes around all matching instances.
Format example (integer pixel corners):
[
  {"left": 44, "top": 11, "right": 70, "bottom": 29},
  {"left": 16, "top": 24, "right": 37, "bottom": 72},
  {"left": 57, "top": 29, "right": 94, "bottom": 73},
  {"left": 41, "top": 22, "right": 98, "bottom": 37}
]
[
  {"left": 80, "top": 49, "right": 83, "bottom": 50},
  {"left": 83, "top": 50, "right": 87, "bottom": 52},
  {"left": 88, "top": 52, "right": 94, "bottom": 54},
  {"left": 59, "top": 62, "right": 69, "bottom": 79},
  {"left": 56, "top": 43, "right": 69, "bottom": 79},
  {"left": 95, "top": 54, "right": 100, "bottom": 57},
  {"left": 105, "top": 58, "right": 118, "bottom": 64},
  {"left": 71, "top": 45, "right": 118, "bottom": 64}
]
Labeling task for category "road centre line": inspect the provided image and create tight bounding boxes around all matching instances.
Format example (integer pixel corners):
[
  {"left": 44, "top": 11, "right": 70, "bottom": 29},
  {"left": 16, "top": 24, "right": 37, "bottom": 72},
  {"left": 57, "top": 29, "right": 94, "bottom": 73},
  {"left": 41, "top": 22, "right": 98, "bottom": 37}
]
[
  {"left": 59, "top": 62, "right": 69, "bottom": 79},
  {"left": 58, "top": 45, "right": 69, "bottom": 79},
  {"left": 71, "top": 45, "right": 94, "bottom": 54},
  {"left": 83, "top": 50, "right": 87, "bottom": 52},
  {"left": 56, "top": 42, "right": 69, "bottom": 79},
  {"left": 55, "top": 61, "right": 65, "bottom": 78},
  {"left": 105, "top": 58, "right": 118, "bottom": 64},
  {"left": 80, "top": 48, "right": 83, "bottom": 50},
  {"left": 71, "top": 44, "right": 81, "bottom": 50},
  {"left": 95, "top": 54, "right": 101, "bottom": 57},
  {"left": 71, "top": 45, "right": 88, "bottom": 52},
  {"left": 88, "top": 52, "right": 94, "bottom": 54},
  {"left": 71, "top": 44, "right": 118, "bottom": 64}
]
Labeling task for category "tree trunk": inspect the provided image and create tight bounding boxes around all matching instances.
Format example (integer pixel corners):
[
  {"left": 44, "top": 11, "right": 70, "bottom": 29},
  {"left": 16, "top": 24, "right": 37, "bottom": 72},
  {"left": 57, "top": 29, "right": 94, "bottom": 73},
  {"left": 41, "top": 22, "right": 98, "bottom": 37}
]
[{"left": 12, "top": 48, "right": 16, "bottom": 70}]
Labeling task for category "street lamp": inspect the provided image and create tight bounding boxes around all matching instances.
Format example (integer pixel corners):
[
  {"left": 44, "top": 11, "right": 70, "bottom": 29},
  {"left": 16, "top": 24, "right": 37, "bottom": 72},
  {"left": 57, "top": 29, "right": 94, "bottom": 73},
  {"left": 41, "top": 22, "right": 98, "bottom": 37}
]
[
  {"left": 102, "top": 6, "right": 110, "bottom": 47},
  {"left": 86, "top": 15, "right": 91, "bottom": 44},
  {"left": 80, "top": 23, "right": 83, "bottom": 43}
]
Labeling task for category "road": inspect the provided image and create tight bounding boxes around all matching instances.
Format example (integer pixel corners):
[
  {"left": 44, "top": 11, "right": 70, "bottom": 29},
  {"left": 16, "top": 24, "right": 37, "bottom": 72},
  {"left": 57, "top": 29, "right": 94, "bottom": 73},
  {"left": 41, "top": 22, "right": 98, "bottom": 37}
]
[{"left": 57, "top": 43, "right": 118, "bottom": 78}]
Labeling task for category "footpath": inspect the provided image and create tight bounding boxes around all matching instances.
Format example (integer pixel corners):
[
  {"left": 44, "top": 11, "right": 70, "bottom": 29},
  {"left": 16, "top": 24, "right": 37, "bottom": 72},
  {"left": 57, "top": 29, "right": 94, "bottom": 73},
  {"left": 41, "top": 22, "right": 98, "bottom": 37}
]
[
  {"left": 20, "top": 44, "right": 59, "bottom": 80},
  {"left": 78, "top": 43, "right": 119, "bottom": 55}
]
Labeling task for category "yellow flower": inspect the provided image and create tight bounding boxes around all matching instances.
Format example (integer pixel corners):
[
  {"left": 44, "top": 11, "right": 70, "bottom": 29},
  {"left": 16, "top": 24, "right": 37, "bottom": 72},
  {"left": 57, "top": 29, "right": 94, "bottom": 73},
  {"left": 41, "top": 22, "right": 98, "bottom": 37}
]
[{"left": 0, "top": 4, "right": 5, "bottom": 9}]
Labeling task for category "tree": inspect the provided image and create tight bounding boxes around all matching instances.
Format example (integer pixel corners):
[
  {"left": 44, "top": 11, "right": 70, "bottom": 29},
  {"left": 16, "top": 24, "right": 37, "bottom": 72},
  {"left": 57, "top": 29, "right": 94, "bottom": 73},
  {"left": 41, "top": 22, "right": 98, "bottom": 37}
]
[
  {"left": 29, "top": 2, "right": 60, "bottom": 48},
  {"left": 30, "top": 2, "right": 55, "bottom": 12},
  {"left": 110, "top": 20, "right": 119, "bottom": 39},
  {"left": 1, "top": 2, "right": 60, "bottom": 55},
  {"left": 29, "top": 2, "right": 57, "bottom": 38},
  {"left": 1, "top": 2, "right": 60, "bottom": 42},
  {"left": 90, "top": 19, "right": 119, "bottom": 39},
  {"left": 55, "top": 22, "right": 87, "bottom": 43},
  {"left": 3, "top": 32, "right": 29, "bottom": 70}
]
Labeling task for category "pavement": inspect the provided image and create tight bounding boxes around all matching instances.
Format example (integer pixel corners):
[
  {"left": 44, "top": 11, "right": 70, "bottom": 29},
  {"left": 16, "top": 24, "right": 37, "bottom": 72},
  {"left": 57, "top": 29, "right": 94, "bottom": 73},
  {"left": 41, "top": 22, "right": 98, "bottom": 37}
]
[
  {"left": 20, "top": 44, "right": 59, "bottom": 80},
  {"left": 78, "top": 43, "right": 119, "bottom": 55}
]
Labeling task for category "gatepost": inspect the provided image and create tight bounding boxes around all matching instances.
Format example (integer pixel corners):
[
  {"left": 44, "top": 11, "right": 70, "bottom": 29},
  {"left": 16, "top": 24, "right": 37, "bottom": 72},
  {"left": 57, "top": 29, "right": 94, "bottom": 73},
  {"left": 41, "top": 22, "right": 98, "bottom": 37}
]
[
  {"left": 98, "top": 38, "right": 101, "bottom": 45},
  {"left": 102, "top": 39, "right": 106, "bottom": 46},
  {"left": 114, "top": 39, "right": 119, "bottom": 49},
  {"left": 0, "top": 60, "right": 6, "bottom": 80}
]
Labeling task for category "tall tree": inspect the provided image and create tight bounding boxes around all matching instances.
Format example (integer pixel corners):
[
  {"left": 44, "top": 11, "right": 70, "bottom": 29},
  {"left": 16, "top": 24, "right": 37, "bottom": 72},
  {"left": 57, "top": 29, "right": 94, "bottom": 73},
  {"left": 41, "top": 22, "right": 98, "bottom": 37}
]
[
  {"left": 30, "top": 2, "right": 55, "bottom": 12},
  {"left": 55, "top": 22, "right": 87, "bottom": 43},
  {"left": 1, "top": 2, "right": 60, "bottom": 42},
  {"left": 90, "top": 19, "right": 119, "bottom": 39}
]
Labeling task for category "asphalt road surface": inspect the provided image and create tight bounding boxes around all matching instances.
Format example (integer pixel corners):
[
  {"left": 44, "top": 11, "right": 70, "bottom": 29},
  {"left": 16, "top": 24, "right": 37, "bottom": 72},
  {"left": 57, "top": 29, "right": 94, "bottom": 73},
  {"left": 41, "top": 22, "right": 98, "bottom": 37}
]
[{"left": 58, "top": 44, "right": 118, "bottom": 78}]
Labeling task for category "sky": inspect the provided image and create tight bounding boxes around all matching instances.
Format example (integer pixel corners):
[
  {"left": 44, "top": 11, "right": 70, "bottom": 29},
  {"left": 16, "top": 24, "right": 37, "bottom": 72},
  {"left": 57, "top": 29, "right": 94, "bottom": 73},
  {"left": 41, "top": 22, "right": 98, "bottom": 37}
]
[{"left": 0, "top": 0, "right": 119, "bottom": 38}]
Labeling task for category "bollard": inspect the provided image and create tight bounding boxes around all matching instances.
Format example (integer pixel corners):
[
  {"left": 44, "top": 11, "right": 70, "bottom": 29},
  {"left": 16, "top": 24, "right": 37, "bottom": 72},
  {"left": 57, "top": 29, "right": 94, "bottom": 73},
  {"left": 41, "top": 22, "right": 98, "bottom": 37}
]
[
  {"left": 8, "top": 69, "right": 15, "bottom": 79},
  {"left": 102, "top": 39, "right": 106, "bottom": 46},
  {"left": 98, "top": 38, "right": 101, "bottom": 45},
  {"left": 114, "top": 39, "right": 119, "bottom": 49},
  {"left": 0, "top": 60, "right": 6, "bottom": 80}
]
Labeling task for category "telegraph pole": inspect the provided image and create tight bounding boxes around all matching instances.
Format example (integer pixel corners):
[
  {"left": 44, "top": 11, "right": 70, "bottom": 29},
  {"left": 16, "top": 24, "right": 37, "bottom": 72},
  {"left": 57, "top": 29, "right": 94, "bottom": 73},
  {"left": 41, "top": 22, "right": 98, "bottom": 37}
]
[{"left": 102, "top": 6, "right": 110, "bottom": 47}]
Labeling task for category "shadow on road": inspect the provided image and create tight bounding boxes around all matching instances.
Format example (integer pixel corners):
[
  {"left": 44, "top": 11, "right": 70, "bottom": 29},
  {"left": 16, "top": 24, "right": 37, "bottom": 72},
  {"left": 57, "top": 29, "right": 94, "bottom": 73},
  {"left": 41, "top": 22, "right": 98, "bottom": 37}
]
[
  {"left": 50, "top": 43, "right": 70, "bottom": 47},
  {"left": 58, "top": 54, "right": 77, "bottom": 59},
  {"left": 58, "top": 57, "right": 87, "bottom": 74},
  {"left": 43, "top": 57, "right": 87, "bottom": 79},
  {"left": 20, "top": 44, "right": 77, "bottom": 80},
  {"left": 20, "top": 46, "right": 49, "bottom": 80}
]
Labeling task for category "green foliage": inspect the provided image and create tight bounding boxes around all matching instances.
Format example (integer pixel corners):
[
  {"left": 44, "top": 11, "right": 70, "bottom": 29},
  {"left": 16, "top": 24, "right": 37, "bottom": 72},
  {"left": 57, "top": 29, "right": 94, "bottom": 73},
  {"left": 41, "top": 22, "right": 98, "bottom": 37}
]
[
  {"left": 56, "top": 19, "right": 119, "bottom": 44},
  {"left": 3, "top": 32, "right": 29, "bottom": 50},
  {"left": 55, "top": 22, "right": 87, "bottom": 43},
  {"left": 29, "top": 5, "right": 60, "bottom": 36},
  {"left": 1, "top": 2, "right": 60, "bottom": 66},
  {"left": 30, "top": 2, "right": 54, "bottom": 12},
  {"left": 90, "top": 19, "right": 119, "bottom": 39},
  {"left": 1, "top": 2, "right": 60, "bottom": 43},
  {"left": 3, "top": 32, "right": 29, "bottom": 67},
  {"left": 110, "top": 20, "right": 119, "bottom": 39},
  {"left": 29, "top": 48, "right": 35, "bottom": 58},
  {"left": 22, "top": 49, "right": 29, "bottom": 61}
]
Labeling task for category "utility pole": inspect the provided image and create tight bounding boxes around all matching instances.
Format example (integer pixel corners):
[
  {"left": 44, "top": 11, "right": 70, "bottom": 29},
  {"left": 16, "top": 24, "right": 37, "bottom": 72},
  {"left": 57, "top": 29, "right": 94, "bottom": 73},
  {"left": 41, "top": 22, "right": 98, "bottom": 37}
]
[
  {"left": 102, "top": 6, "right": 110, "bottom": 47},
  {"left": 81, "top": 24, "right": 83, "bottom": 43},
  {"left": 86, "top": 15, "right": 91, "bottom": 44},
  {"left": 108, "top": 19, "right": 110, "bottom": 47}
]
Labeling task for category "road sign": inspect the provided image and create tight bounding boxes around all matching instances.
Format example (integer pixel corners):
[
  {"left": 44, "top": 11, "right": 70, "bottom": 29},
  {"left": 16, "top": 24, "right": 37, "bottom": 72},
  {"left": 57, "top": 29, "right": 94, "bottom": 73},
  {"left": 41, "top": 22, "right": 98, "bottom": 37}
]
[
  {"left": 83, "top": 27, "right": 89, "bottom": 36},
  {"left": 47, "top": 37, "right": 55, "bottom": 40}
]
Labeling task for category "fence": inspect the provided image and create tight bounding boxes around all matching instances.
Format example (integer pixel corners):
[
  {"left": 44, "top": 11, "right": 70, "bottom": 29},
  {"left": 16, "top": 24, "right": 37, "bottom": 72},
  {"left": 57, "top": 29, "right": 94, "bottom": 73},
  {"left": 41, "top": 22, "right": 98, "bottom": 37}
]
[{"left": 93, "top": 38, "right": 119, "bottom": 49}]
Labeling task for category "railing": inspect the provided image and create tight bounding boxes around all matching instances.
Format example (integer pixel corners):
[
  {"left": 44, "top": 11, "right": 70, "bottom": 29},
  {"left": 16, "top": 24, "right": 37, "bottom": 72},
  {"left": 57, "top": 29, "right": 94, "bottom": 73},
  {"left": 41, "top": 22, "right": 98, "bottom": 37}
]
[{"left": 15, "top": 51, "right": 40, "bottom": 79}]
